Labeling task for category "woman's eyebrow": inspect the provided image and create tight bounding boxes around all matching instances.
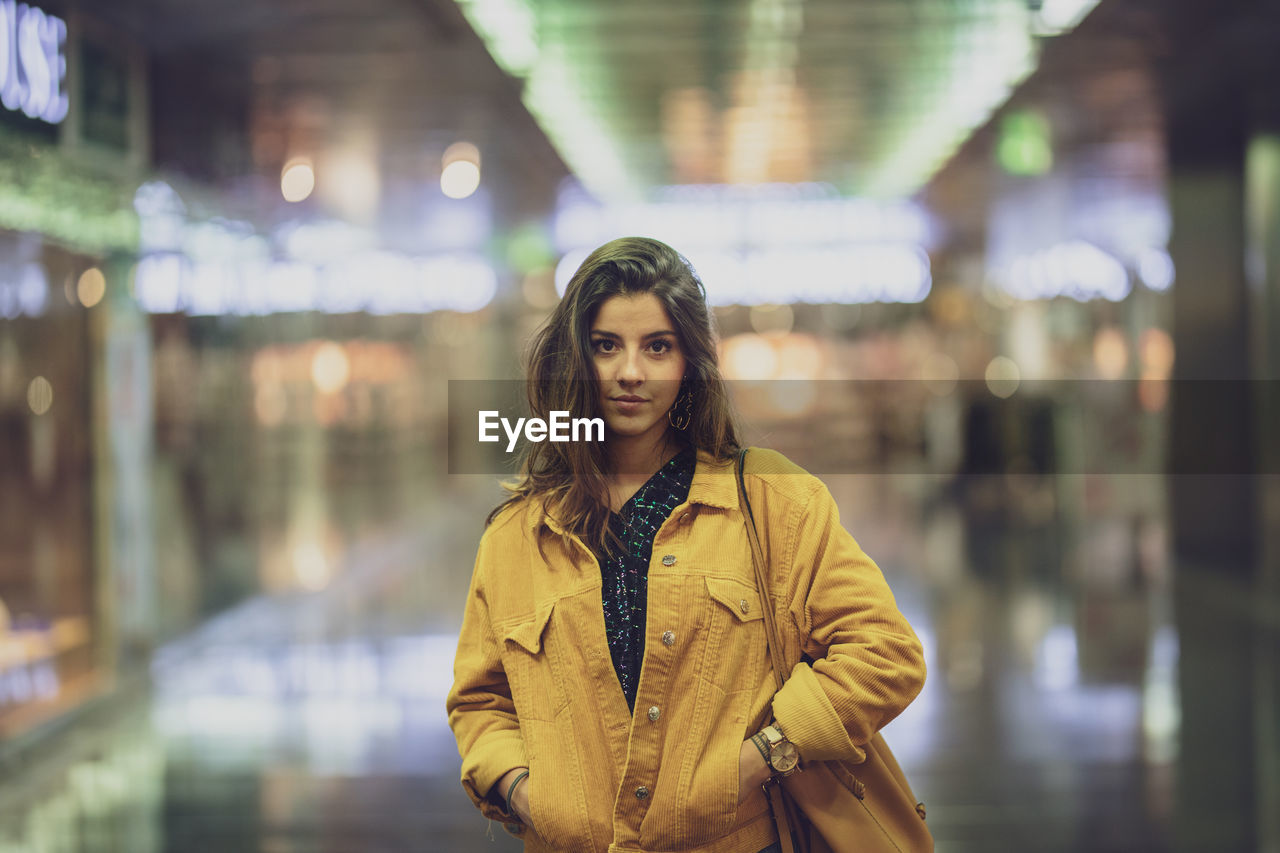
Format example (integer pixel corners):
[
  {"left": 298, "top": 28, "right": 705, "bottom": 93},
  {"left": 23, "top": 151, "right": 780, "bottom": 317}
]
[{"left": 589, "top": 330, "right": 676, "bottom": 340}]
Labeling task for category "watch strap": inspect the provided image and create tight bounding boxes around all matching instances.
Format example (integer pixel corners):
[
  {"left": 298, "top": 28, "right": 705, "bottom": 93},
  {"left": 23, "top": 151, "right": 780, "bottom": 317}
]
[{"left": 751, "top": 731, "right": 771, "bottom": 765}]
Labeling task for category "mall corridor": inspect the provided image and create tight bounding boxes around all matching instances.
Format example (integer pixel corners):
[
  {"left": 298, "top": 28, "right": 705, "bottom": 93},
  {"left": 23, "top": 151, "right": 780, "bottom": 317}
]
[
  {"left": 3, "top": 0, "right": 1279, "bottom": 850},
  {"left": 6, "top": 466, "right": 1271, "bottom": 852}
]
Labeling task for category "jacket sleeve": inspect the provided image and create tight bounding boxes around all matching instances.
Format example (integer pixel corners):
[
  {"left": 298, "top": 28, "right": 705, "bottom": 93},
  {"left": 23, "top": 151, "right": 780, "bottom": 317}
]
[
  {"left": 446, "top": 531, "right": 529, "bottom": 821},
  {"left": 769, "top": 478, "right": 926, "bottom": 764}
]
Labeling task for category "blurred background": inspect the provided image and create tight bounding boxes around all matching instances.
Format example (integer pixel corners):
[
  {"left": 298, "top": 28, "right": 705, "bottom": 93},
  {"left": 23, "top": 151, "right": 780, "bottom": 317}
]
[{"left": 0, "top": 0, "right": 1277, "bottom": 850}]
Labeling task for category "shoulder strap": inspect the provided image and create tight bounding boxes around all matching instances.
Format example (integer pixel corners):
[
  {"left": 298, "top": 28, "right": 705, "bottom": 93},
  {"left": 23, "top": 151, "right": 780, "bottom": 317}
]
[{"left": 736, "top": 447, "right": 788, "bottom": 692}]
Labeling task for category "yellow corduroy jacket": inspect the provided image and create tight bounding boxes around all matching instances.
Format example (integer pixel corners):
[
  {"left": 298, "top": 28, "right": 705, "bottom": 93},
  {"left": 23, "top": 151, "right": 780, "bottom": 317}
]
[{"left": 446, "top": 446, "right": 926, "bottom": 853}]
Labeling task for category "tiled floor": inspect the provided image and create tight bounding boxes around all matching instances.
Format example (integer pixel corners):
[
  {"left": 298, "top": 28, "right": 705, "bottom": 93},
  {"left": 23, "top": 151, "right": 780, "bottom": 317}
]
[{"left": 0, "top": 474, "right": 1274, "bottom": 852}]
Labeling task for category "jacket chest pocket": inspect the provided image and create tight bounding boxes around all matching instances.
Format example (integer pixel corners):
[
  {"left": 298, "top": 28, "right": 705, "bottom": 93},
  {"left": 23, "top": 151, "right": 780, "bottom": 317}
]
[
  {"left": 698, "top": 576, "right": 767, "bottom": 691},
  {"left": 500, "top": 601, "right": 567, "bottom": 721}
]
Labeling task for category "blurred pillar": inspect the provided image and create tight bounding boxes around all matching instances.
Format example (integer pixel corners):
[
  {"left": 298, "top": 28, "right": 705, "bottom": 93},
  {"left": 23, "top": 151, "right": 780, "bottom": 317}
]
[
  {"left": 1245, "top": 105, "right": 1280, "bottom": 853},
  {"left": 1165, "top": 118, "right": 1256, "bottom": 566},
  {"left": 1159, "top": 7, "right": 1265, "bottom": 847},
  {"left": 91, "top": 253, "right": 158, "bottom": 681},
  {"left": 1248, "top": 134, "right": 1280, "bottom": 571}
]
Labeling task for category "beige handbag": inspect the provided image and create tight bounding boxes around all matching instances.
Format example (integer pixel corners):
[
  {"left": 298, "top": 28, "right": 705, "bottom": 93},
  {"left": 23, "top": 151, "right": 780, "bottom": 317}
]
[{"left": 735, "top": 448, "right": 933, "bottom": 853}]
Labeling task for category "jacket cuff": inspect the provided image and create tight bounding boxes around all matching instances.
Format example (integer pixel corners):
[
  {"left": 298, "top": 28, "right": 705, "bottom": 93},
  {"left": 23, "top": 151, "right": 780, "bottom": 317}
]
[
  {"left": 460, "top": 729, "right": 529, "bottom": 821},
  {"left": 771, "top": 662, "right": 866, "bottom": 764}
]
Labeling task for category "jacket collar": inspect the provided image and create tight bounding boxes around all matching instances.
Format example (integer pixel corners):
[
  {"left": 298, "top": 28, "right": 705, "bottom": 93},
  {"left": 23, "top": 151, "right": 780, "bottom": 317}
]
[{"left": 526, "top": 447, "right": 739, "bottom": 536}]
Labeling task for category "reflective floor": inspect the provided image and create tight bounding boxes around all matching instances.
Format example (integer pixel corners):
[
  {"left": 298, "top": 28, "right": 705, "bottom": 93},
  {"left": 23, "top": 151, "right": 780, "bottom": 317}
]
[{"left": 0, "top": 473, "right": 1274, "bottom": 852}]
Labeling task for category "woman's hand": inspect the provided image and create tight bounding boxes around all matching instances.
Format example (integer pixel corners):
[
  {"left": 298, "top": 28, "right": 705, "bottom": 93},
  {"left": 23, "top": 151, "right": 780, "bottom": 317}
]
[
  {"left": 738, "top": 737, "right": 774, "bottom": 804},
  {"left": 497, "top": 767, "right": 533, "bottom": 827}
]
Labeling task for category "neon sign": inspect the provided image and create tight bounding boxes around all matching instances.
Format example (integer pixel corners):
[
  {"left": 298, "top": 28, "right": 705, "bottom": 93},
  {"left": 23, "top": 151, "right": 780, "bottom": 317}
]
[{"left": 0, "top": 1, "right": 68, "bottom": 124}]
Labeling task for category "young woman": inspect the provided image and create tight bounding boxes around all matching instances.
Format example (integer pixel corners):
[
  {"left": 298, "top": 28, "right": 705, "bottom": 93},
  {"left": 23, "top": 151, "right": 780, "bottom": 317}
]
[{"left": 446, "top": 237, "right": 926, "bottom": 853}]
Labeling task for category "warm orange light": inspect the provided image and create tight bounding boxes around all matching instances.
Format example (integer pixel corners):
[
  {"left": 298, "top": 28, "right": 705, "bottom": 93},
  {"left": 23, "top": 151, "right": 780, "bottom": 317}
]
[
  {"left": 774, "top": 334, "right": 824, "bottom": 380},
  {"left": 1092, "top": 327, "right": 1128, "bottom": 379},
  {"left": 310, "top": 342, "right": 350, "bottom": 394},
  {"left": 1139, "top": 328, "right": 1174, "bottom": 379},
  {"left": 723, "top": 334, "right": 779, "bottom": 379},
  {"left": 254, "top": 384, "right": 288, "bottom": 426},
  {"left": 77, "top": 268, "right": 106, "bottom": 307}
]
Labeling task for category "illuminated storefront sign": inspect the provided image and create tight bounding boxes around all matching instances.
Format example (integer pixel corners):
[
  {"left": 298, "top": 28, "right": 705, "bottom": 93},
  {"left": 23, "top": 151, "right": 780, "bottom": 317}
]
[{"left": 0, "top": 1, "right": 68, "bottom": 124}]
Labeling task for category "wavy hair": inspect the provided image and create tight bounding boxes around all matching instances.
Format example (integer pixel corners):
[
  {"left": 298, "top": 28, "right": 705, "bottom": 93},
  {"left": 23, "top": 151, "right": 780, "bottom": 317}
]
[{"left": 485, "top": 236, "right": 743, "bottom": 559}]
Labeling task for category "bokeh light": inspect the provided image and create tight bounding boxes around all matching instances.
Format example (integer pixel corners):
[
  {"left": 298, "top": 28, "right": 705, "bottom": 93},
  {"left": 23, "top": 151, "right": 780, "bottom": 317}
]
[
  {"left": 281, "top": 159, "right": 316, "bottom": 203},
  {"left": 292, "top": 541, "right": 330, "bottom": 591},
  {"left": 774, "top": 334, "right": 824, "bottom": 380},
  {"left": 77, "top": 268, "right": 106, "bottom": 308},
  {"left": 723, "top": 334, "right": 779, "bottom": 379},
  {"left": 1092, "top": 327, "right": 1129, "bottom": 379},
  {"left": 27, "top": 376, "right": 53, "bottom": 415},
  {"left": 320, "top": 147, "right": 380, "bottom": 221},
  {"left": 311, "top": 343, "right": 351, "bottom": 394},
  {"left": 1140, "top": 328, "right": 1175, "bottom": 378},
  {"left": 985, "top": 356, "right": 1020, "bottom": 399},
  {"left": 441, "top": 142, "right": 482, "bottom": 199},
  {"left": 441, "top": 161, "right": 481, "bottom": 200}
]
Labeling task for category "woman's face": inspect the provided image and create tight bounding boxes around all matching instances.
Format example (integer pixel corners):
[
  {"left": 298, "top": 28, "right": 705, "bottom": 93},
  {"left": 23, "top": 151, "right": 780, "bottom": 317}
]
[{"left": 589, "top": 292, "right": 688, "bottom": 442}]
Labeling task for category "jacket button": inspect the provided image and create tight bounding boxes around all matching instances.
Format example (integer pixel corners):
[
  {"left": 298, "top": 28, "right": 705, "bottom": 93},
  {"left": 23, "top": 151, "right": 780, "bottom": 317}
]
[
  {"left": 661, "top": 630, "right": 676, "bottom": 647},
  {"left": 679, "top": 512, "right": 691, "bottom": 523},
  {"left": 635, "top": 786, "right": 650, "bottom": 800},
  {"left": 661, "top": 554, "right": 676, "bottom": 566},
  {"left": 648, "top": 705, "right": 661, "bottom": 722},
  {"left": 739, "top": 599, "right": 750, "bottom": 614}
]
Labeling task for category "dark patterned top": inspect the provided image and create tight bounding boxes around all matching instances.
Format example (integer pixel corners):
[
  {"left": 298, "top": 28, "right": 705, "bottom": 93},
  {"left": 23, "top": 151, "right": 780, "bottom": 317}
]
[{"left": 591, "top": 445, "right": 697, "bottom": 714}]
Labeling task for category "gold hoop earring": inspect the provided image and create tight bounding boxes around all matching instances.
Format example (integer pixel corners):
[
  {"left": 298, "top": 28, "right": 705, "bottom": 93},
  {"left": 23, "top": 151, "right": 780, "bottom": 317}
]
[{"left": 668, "top": 386, "right": 693, "bottom": 430}]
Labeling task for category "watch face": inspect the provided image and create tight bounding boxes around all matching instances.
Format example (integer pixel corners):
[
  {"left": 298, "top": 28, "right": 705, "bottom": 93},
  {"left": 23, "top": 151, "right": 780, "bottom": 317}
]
[{"left": 771, "top": 741, "right": 800, "bottom": 773}]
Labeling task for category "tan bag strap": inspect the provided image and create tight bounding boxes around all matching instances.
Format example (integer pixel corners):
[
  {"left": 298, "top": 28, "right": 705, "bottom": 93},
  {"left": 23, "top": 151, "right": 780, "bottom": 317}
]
[
  {"left": 736, "top": 447, "right": 789, "bottom": 692},
  {"left": 764, "top": 778, "right": 800, "bottom": 853},
  {"left": 737, "top": 448, "right": 801, "bottom": 853}
]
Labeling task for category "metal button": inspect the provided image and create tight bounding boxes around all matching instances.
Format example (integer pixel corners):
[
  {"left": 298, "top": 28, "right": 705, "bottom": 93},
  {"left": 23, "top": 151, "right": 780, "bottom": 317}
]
[
  {"left": 635, "top": 785, "right": 650, "bottom": 800},
  {"left": 648, "top": 705, "right": 661, "bottom": 722},
  {"left": 679, "top": 512, "right": 691, "bottom": 524},
  {"left": 661, "top": 554, "right": 676, "bottom": 566},
  {"left": 739, "top": 599, "right": 750, "bottom": 614},
  {"left": 662, "top": 630, "right": 676, "bottom": 647}
]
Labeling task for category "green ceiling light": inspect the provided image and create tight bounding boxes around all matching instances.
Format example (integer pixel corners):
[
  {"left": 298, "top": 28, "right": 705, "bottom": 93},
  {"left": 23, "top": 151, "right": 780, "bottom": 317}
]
[
  {"left": 997, "top": 109, "right": 1052, "bottom": 175},
  {"left": 454, "top": 0, "right": 539, "bottom": 76},
  {"left": 523, "top": 50, "right": 637, "bottom": 199},
  {"left": 453, "top": 0, "right": 638, "bottom": 200},
  {"left": 1031, "top": 0, "right": 1102, "bottom": 35},
  {"left": 862, "top": 0, "right": 1037, "bottom": 198}
]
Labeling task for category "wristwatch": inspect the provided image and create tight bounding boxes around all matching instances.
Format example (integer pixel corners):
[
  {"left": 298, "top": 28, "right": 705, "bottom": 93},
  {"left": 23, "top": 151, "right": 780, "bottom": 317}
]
[{"left": 759, "top": 723, "right": 800, "bottom": 776}]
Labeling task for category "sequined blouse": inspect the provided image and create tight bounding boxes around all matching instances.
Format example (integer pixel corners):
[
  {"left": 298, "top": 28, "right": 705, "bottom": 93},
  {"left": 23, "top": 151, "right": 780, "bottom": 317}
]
[{"left": 590, "top": 444, "right": 697, "bottom": 713}]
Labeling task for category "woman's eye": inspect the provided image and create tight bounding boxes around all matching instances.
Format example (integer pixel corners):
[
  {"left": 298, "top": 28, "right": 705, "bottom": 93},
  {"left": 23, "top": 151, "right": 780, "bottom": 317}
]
[{"left": 592, "top": 339, "right": 673, "bottom": 354}]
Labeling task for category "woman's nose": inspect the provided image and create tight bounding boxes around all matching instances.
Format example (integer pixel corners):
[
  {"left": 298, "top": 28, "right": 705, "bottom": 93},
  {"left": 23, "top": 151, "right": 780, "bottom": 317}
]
[{"left": 617, "top": 348, "right": 644, "bottom": 383}]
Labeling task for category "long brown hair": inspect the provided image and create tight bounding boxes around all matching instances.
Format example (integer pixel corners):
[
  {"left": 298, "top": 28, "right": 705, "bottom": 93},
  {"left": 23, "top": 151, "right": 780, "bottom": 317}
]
[{"left": 486, "top": 236, "right": 743, "bottom": 558}]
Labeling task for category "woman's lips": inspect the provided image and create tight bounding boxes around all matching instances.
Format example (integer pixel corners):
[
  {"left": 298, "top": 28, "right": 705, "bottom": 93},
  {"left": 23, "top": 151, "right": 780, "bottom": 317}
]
[{"left": 612, "top": 397, "right": 647, "bottom": 413}]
